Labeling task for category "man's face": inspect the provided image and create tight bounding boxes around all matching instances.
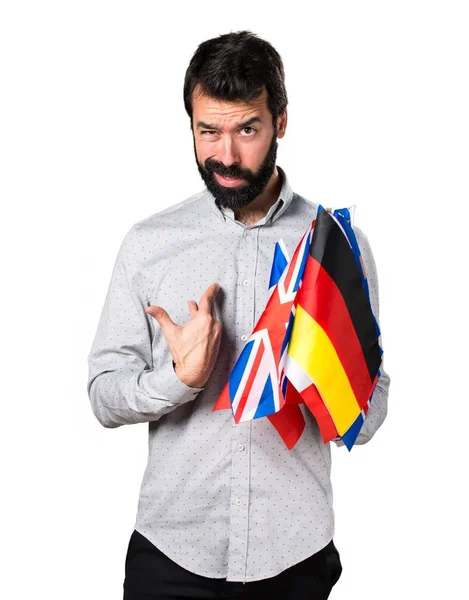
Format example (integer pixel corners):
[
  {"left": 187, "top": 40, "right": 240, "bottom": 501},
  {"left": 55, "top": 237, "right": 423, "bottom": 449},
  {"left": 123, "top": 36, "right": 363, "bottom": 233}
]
[{"left": 191, "top": 85, "right": 286, "bottom": 211}]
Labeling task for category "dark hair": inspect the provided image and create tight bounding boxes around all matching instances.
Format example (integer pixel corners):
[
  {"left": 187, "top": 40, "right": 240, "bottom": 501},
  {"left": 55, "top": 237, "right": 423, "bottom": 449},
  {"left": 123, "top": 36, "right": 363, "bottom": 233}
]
[{"left": 183, "top": 30, "right": 288, "bottom": 128}]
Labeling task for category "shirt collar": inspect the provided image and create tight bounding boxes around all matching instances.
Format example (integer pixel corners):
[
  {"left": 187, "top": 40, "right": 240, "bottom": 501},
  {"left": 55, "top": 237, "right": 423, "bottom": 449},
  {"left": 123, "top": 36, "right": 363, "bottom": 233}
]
[{"left": 205, "top": 165, "right": 295, "bottom": 227}]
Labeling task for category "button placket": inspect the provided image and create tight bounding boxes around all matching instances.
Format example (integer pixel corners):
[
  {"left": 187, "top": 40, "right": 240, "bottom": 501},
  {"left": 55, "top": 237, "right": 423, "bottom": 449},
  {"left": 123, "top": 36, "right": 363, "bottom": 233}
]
[
  {"left": 227, "top": 418, "right": 251, "bottom": 579},
  {"left": 226, "top": 227, "right": 257, "bottom": 582}
]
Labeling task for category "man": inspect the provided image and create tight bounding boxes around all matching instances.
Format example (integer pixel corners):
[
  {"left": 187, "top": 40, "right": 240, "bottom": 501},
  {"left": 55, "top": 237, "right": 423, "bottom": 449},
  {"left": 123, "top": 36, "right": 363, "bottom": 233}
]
[{"left": 87, "top": 30, "right": 390, "bottom": 599}]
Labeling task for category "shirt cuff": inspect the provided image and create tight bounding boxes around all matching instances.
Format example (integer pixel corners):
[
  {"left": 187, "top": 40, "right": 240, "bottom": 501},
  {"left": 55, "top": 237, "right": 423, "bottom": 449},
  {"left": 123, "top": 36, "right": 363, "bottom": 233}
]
[{"left": 138, "top": 358, "right": 206, "bottom": 406}]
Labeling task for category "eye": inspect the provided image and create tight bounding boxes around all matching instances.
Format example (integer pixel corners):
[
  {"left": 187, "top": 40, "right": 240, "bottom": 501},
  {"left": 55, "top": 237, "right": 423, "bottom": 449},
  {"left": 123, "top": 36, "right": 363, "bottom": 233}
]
[
  {"left": 240, "top": 126, "right": 257, "bottom": 136},
  {"left": 201, "top": 130, "right": 218, "bottom": 137}
]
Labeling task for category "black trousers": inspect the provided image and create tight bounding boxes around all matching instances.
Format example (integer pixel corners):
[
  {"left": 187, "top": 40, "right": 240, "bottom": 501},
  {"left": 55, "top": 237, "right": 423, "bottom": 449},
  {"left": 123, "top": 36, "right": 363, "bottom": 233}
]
[{"left": 123, "top": 529, "right": 342, "bottom": 599}]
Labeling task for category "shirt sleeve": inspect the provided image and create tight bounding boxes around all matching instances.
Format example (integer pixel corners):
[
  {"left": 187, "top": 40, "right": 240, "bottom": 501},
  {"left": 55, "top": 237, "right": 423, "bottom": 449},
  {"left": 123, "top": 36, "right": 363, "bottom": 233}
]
[
  {"left": 86, "top": 225, "right": 205, "bottom": 428},
  {"left": 333, "top": 226, "right": 390, "bottom": 447}
]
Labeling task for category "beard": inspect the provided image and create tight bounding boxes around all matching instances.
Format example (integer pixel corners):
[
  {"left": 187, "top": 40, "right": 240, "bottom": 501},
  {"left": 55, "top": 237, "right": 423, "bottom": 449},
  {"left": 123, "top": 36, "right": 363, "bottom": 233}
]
[{"left": 194, "top": 127, "right": 279, "bottom": 212}]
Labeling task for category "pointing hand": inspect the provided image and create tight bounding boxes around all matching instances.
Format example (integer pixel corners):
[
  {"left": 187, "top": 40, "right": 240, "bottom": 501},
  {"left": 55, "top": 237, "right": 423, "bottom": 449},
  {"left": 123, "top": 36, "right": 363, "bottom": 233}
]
[{"left": 145, "top": 283, "right": 222, "bottom": 388}]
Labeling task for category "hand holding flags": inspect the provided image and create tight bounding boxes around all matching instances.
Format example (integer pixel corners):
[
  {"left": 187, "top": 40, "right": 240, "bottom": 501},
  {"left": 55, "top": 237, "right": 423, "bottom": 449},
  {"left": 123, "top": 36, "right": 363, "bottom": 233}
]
[{"left": 213, "top": 205, "right": 383, "bottom": 451}]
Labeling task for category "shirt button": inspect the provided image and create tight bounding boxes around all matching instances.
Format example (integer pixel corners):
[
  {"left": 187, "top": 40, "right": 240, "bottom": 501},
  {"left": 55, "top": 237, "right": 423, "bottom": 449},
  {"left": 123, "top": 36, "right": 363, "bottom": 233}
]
[
  {"left": 242, "top": 279, "right": 249, "bottom": 286},
  {"left": 235, "top": 498, "right": 242, "bottom": 506},
  {"left": 237, "top": 444, "right": 245, "bottom": 452},
  {"left": 241, "top": 334, "right": 248, "bottom": 341}
]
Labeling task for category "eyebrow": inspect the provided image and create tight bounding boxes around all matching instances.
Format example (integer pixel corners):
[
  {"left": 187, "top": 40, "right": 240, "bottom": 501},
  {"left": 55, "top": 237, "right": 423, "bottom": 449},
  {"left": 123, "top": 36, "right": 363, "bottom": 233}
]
[{"left": 196, "top": 116, "right": 263, "bottom": 130}]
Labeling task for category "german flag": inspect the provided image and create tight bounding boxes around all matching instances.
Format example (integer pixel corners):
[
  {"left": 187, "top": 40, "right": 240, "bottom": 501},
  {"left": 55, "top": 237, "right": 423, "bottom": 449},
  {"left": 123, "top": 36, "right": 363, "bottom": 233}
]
[{"left": 284, "top": 207, "right": 382, "bottom": 447}]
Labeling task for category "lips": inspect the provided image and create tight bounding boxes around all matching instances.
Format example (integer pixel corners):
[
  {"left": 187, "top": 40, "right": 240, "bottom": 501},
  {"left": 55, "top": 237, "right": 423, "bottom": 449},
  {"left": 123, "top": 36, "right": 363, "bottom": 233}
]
[{"left": 215, "top": 173, "right": 245, "bottom": 187}]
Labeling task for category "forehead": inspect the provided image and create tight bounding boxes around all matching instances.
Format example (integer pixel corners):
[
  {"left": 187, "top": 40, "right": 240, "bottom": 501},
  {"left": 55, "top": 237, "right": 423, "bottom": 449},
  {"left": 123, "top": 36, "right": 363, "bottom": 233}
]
[{"left": 192, "top": 84, "right": 270, "bottom": 126}]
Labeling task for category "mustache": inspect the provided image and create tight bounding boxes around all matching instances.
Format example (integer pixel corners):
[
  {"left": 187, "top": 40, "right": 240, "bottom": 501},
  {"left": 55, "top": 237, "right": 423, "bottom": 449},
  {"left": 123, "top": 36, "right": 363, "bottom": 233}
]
[{"left": 204, "top": 159, "right": 254, "bottom": 182}]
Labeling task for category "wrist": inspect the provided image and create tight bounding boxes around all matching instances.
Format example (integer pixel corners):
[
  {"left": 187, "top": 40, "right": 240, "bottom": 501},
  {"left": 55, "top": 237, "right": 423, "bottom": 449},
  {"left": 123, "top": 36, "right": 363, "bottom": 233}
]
[{"left": 172, "top": 361, "right": 206, "bottom": 389}]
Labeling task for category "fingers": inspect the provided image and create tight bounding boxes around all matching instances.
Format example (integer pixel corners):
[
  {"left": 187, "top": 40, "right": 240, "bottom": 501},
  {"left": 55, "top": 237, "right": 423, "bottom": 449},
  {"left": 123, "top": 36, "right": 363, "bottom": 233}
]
[
  {"left": 145, "top": 305, "right": 177, "bottom": 334},
  {"left": 198, "top": 283, "right": 221, "bottom": 315},
  {"left": 146, "top": 283, "right": 220, "bottom": 326},
  {"left": 188, "top": 300, "right": 198, "bottom": 319}
]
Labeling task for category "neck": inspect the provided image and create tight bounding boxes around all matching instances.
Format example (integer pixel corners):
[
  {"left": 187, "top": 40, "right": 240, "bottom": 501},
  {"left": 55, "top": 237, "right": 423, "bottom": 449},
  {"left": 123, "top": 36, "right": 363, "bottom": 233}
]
[{"left": 234, "top": 167, "right": 282, "bottom": 225}]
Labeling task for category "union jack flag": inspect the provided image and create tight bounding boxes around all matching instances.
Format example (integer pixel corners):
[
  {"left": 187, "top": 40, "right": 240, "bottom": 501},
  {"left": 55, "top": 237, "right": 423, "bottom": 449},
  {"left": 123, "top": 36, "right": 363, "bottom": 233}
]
[{"left": 213, "top": 221, "right": 314, "bottom": 443}]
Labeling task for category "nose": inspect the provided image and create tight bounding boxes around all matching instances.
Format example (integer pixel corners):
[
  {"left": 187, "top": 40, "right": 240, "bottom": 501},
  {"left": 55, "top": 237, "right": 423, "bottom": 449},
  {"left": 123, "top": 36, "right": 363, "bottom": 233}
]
[{"left": 218, "top": 135, "right": 241, "bottom": 168}]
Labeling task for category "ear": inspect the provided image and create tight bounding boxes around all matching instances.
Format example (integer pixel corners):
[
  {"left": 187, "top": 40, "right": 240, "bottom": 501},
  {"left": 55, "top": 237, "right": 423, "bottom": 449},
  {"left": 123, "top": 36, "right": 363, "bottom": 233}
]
[{"left": 276, "top": 108, "right": 288, "bottom": 139}]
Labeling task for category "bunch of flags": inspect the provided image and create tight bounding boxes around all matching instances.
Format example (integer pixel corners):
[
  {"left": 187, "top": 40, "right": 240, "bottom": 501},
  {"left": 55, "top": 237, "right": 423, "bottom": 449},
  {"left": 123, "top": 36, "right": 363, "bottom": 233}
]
[{"left": 213, "top": 205, "right": 383, "bottom": 451}]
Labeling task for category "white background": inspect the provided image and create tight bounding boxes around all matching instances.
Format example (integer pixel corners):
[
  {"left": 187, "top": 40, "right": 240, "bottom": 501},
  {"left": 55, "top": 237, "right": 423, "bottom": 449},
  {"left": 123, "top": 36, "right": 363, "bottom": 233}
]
[{"left": 1, "top": 1, "right": 468, "bottom": 598}]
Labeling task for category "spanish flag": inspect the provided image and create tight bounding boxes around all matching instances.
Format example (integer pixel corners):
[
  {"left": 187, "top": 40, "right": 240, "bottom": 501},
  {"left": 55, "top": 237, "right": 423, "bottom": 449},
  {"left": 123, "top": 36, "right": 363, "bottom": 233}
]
[{"left": 283, "top": 206, "right": 382, "bottom": 448}]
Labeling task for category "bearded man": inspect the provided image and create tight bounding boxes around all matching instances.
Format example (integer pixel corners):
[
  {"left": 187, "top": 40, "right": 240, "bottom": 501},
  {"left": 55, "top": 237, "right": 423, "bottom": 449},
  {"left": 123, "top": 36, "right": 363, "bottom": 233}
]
[{"left": 87, "top": 29, "right": 390, "bottom": 600}]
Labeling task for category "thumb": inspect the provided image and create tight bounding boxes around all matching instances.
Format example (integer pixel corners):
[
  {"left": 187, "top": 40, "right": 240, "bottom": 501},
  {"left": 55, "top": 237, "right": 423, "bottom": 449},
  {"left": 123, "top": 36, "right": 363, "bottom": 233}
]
[{"left": 145, "top": 306, "right": 176, "bottom": 332}]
